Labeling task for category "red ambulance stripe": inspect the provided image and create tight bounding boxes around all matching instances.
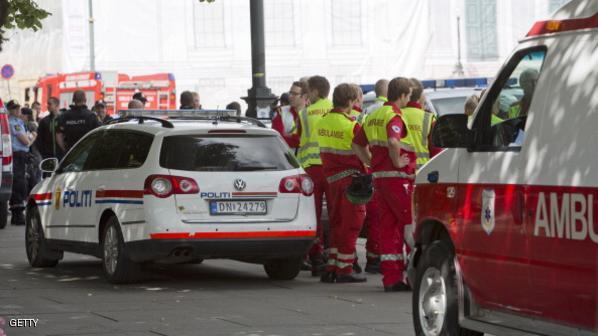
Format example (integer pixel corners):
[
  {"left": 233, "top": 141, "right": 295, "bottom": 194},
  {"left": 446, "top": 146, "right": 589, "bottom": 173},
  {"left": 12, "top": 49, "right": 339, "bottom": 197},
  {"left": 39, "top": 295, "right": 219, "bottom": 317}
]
[
  {"left": 456, "top": 248, "right": 593, "bottom": 273},
  {"left": 95, "top": 190, "right": 144, "bottom": 198},
  {"left": 150, "top": 230, "right": 316, "bottom": 240},
  {"left": 32, "top": 193, "right": 53, "bottom": 201}
]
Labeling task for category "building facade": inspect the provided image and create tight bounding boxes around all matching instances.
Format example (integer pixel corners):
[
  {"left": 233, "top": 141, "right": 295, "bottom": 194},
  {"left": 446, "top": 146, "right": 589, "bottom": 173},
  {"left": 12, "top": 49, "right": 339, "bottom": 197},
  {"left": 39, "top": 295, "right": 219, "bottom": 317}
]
[{"left": 0, "top": 0, "right": 569, "bottom": 110}]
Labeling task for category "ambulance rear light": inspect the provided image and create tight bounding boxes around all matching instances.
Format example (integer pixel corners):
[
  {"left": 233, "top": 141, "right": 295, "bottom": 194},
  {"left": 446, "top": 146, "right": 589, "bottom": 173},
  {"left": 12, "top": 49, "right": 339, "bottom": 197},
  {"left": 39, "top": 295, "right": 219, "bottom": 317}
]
[
  {"left": 0, "top": 113, "right": 12, "bottom": 166},
  {"left": 526, "top": 13, "right": 598, "bottom": 37},
  {"left": 144, "top": 175, "right": 199, "bottom": 198},
  {"left": 279, "top": 174, "right": 314, "bottom": 196}
]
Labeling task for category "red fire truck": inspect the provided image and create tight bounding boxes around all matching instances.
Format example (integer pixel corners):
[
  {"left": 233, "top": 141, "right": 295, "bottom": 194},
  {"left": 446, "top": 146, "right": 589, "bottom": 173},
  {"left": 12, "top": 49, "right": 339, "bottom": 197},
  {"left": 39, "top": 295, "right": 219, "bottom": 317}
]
[{"left": 28, "top": 71, "right": 176, "bottom": 116}]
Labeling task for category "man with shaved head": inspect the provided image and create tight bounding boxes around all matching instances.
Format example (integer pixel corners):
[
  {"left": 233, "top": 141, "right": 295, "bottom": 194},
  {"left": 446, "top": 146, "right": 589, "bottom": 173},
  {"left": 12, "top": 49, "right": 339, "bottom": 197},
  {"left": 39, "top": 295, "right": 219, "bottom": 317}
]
[
  {"left": 128, "top": 99, "right": 145, "bottom": 109},
  {"left": 364, "top": 79, "right": 389, "bottom": 116},
  {"left": 56, "top": 90, "right": 101, "bottom": 152}
]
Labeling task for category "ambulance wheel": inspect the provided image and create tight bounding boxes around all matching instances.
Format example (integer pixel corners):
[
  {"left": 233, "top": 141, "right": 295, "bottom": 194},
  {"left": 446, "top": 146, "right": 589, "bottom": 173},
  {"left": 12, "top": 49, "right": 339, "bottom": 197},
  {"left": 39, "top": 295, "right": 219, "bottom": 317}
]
[
  {"left": 25, "top": 206, "right": 61, "bottom": 267},
  {"left": 101, "top": 217, "right": 140, "bottom": 284},
  {"left": 0, "top": 201, "right": 7, "bottom": 229},
  {"left": 412, "top": 240, "right": 483, "bottom": 336},
  {"left": 264, "top": 258, "right": 302, "bottom": 280}
]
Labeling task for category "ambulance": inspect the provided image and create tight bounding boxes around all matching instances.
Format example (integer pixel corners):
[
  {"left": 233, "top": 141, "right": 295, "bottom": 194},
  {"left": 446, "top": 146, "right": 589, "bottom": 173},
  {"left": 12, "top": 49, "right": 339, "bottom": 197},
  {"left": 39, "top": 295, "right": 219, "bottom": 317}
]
[{"left": 408, "top": 1, "right": 598, "bottom": 335}]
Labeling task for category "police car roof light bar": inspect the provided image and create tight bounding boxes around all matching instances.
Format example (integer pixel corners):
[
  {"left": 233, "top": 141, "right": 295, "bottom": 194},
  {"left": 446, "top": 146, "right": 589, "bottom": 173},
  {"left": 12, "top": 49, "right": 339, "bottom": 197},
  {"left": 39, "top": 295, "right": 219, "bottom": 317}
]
[
  {"left": 119, "top": 109, "right": 238, "bottom": 119},
  {"left": 106, "top": 116, "right": 174, "bottom": 128}
]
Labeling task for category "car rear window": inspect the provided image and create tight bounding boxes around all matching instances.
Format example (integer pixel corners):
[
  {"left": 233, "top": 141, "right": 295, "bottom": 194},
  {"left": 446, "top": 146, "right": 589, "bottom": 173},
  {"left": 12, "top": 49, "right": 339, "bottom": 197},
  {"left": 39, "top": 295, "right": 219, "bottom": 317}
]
[{"left": 160, "top": 134, "right": 300, "bottom": 171}]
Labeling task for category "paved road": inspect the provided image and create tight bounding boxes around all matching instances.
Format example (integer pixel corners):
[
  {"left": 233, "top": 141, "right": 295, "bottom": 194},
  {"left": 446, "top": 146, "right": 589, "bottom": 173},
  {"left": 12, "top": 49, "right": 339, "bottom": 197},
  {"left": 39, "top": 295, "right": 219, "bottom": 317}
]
[{"left": 0, "top": 224, "right": 416, "bottom": 336}]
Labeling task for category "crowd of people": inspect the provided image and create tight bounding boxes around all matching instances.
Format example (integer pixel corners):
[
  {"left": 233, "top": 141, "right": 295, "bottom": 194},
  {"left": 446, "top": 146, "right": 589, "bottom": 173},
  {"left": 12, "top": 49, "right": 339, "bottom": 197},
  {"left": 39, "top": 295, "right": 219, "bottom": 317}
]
[
  {"left": 6, "top": 77, "right": 439, "bottom": 292},
  {"left": 4, "top": 87, "right": 242, "bottom": 227},
  {"left": 271, "top": 75, "right": 440, "bottom": 291}
]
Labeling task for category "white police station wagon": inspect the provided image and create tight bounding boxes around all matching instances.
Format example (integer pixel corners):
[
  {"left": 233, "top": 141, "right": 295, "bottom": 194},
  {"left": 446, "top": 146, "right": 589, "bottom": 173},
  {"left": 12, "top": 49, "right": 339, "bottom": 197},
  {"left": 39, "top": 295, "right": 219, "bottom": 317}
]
[{"left": 26, "top": 110, "right": 316, "bottom": 283}]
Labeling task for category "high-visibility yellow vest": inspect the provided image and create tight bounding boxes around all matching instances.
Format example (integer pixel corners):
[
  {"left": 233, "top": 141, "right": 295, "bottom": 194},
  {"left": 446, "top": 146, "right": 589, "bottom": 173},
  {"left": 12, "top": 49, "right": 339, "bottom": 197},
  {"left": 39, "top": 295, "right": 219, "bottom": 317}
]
[
  {"left": 316, "top": 112, "right": 357, "bottom": 157},
  {"left": 508, "top": 103, "right": 521, "bottom": 119},
  {"left": 401, "top": 107, "right": 435, "bottom": 170},
  {"left": 297, "top": 98, "right": 333, "bottom": 168},
  {"left": 363, "top": 105, "right": 414, "bottom": 152},
  {"left": 491, "top": 114, "right": 504, "bottom": 125}
]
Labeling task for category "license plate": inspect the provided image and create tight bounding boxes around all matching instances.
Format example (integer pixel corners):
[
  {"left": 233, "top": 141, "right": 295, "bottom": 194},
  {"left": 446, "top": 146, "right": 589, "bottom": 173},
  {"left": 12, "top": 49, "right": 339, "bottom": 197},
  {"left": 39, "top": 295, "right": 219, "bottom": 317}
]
[{"left": 209, "top": 200, "right": 267, "bottom": 215}]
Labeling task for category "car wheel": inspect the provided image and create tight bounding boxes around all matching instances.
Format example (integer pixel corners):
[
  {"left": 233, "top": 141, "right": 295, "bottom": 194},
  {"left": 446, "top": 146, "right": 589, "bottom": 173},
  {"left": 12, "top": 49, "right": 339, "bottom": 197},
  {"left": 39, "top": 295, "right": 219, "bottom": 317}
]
[
  {"left": 25, "top": 206, "right": 61, "bottom": 267},
  {"left": 0, "top": 201, "right": 7, "bottom": 229},
  {"left": 412, "top": 240, "right": 483, "bottom": 336},
  {"left": 264, "top": 258, "right": 302, "bottom": 280},
  {"left": 101, "top": 216, "right": 140, "bottom": 283}
]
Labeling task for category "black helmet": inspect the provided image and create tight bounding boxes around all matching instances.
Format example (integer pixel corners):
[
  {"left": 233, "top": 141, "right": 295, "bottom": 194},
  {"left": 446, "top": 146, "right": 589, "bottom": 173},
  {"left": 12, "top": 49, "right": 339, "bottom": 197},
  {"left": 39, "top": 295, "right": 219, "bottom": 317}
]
[{"left": 345, "top": 174, "right": 373, "bottom": 205}]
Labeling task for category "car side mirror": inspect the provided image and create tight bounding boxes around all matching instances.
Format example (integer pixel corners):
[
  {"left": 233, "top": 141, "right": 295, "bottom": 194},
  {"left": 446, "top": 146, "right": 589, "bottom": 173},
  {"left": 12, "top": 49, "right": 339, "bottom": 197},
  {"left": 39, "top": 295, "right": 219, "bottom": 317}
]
[
  {"left": 431, "top": 114, "right": 473, "bottom": 148},
  {"left": 40, "top": 158, "right": 59, "bottom": 174}
]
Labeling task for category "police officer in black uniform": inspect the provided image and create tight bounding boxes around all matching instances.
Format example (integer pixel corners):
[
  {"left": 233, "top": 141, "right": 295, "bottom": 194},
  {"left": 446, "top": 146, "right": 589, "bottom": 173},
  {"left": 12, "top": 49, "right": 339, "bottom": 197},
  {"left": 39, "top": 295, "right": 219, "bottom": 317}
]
[{"left": 56, "top": 90, "right": 102, "bottom": 153}]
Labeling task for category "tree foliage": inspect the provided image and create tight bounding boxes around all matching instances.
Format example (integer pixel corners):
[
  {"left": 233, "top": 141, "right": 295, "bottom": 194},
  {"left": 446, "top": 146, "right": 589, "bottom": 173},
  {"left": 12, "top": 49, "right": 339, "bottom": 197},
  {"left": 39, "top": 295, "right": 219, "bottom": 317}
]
[{"left": 0, "top": 0, "right": 51, "bottom": 50}]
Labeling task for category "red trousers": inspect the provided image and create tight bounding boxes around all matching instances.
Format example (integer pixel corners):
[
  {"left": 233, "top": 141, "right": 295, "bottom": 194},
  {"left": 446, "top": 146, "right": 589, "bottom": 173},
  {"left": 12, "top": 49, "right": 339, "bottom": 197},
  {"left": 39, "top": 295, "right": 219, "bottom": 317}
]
[
  {"left": 325, "top": 177, "right": 366, "bottom": 275},
  {"left": 375, "top": 178, "right": 413, "bottom": 287},
  {"left": 364, "top": 190, "right": 380, "bottom": 262},
  {"left": 305, "top": 165, "right": 329, "bottom": 257}
]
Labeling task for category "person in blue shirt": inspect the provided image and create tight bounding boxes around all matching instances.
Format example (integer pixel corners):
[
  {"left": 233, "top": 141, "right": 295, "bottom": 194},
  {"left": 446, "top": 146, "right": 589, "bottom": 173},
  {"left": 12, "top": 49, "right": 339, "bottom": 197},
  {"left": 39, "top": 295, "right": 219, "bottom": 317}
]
[{"left": 6, "top": 100, "right": 37, "bottom": 225}]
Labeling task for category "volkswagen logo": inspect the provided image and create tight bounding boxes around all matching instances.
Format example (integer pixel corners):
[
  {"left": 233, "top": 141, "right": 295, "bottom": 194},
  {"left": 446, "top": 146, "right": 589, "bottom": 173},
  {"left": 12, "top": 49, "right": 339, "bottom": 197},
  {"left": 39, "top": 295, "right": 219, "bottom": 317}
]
[{"left": 233, "top": 179, "right": 246, "bottom": 191}]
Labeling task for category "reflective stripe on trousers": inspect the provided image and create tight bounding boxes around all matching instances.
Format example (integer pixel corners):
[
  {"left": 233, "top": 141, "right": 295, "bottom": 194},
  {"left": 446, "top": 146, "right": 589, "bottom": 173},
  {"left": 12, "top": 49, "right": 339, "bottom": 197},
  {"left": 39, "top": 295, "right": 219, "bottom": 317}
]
[
  {"left": 326, "top": 169, "right": 360, "bottom": 184},
  {"left": 319, "top": 147, "right": 355, "bottom": 156},
  {"left": 372, "top": 171, "right": 414, "bottom": 179},
  {"left": 380, "top": 254, "right": 403, "bottom": 261}
]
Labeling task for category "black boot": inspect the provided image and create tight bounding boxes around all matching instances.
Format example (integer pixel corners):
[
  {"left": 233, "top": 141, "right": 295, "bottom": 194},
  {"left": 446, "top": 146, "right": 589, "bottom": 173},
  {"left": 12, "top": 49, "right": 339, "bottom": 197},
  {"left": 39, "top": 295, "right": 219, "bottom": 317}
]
[
  {"left": 320, "top": 271, "right": 337, "bottom": 283},
  {"left": 336, "top": 271, "right": 367, "bottom": 283},
  {"left": 365, "top": 258, "right": 381, "bottom": 274},
  {"left": 11, "top": 209, "right": 25, "bottom": 226},
  {"left": 384, "top": 281, "right": 411, "bottom": 292},
  {"left": 310, "top": 255, "right": 325, "bottom": 277}
]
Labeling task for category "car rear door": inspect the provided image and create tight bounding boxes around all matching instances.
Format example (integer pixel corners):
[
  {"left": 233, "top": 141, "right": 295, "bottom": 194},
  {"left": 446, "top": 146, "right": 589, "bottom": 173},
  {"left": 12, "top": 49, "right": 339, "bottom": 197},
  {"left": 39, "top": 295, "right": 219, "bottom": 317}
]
[{"left": 159, "top": 132, "right": 302, "bottom": 225}]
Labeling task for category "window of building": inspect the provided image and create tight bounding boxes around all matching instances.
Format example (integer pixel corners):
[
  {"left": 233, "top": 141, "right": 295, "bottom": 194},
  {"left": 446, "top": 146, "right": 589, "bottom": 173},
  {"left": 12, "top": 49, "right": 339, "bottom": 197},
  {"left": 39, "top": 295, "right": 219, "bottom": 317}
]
[
  {"left": 330, "top": 0, "right": 362, "bottom": 47},
  {"left": 465, "top": 0, "right": 498, "bottom": 61},
  {"left": 265, "top": 0, "right": 295, "bottom": 47},
  {"left": 193, "top": 1, "right": 226, "bottom": 48}
]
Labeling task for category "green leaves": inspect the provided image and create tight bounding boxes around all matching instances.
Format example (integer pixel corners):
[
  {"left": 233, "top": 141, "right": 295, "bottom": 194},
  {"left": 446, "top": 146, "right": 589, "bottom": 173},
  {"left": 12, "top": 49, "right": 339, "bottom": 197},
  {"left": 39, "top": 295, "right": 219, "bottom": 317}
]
[
  {"left": 0, "top": 0, "right": 50, "bottom": 50},
  {"left": 3, "top": 0, "right": 51, "bottom": 31}
]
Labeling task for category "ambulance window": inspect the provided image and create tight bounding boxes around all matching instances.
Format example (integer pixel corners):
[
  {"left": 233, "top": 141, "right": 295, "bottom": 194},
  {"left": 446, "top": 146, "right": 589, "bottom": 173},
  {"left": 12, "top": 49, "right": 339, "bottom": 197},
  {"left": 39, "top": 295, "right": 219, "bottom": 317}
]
[{"left": 474, "top": 47, "right": 546, "bottom": 151}]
